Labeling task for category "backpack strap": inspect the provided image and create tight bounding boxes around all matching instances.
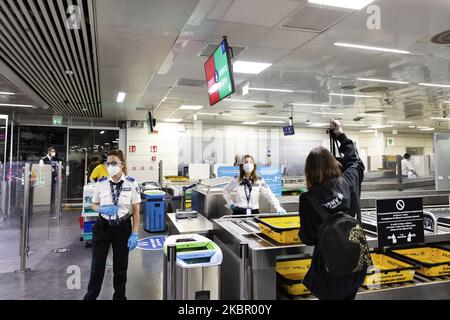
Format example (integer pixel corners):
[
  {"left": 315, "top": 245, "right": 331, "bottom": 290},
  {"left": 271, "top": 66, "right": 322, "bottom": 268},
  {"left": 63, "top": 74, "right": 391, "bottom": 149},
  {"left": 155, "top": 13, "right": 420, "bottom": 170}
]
[{"left": 305, "top": 192, "right": 330, "bottom": 222}]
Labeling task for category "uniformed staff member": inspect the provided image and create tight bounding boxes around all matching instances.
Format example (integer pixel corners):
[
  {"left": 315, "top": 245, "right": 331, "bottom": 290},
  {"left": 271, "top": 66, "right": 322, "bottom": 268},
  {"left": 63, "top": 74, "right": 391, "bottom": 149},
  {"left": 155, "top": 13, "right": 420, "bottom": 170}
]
[
  {"left": 84, "top": 150, "right": 141, "bottom": 300},
  {"left": 39, "top": 146, "right": 58, "bottom": 178},
  {"left": 223, "top": 154, "right": 286, "bottom": 215}
]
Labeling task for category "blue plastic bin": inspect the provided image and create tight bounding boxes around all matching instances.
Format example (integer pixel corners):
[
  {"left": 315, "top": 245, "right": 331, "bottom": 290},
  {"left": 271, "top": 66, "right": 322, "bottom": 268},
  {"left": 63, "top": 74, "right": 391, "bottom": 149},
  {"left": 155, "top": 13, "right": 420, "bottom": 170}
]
[
  {"left": 143, "top": 191, "right": 166, "bottom": 233},
  {"left": 82, "top": 221, "right": 96, "bottom": 241}
]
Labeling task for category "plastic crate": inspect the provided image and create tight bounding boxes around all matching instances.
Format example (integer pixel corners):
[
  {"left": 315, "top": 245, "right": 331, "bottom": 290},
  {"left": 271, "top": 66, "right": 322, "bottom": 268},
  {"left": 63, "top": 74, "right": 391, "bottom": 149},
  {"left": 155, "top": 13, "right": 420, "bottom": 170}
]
[
  {"left": 255, "top": 214, "right": 300, "bottom": 244},
  {"left": 363, "top": 253, "right": 417, "bottom": 287},
  {"left": 276, "top": 257, "right": 311, "bottom": 296},
  {"left": 83, "top": 221, "right": 96, "bottom": 234},
  {"left": 143, "top": 192, "right": 166, "bottom": 232},
  {"left": 389, "top": 246, "right": 450, "bottom": 277}
]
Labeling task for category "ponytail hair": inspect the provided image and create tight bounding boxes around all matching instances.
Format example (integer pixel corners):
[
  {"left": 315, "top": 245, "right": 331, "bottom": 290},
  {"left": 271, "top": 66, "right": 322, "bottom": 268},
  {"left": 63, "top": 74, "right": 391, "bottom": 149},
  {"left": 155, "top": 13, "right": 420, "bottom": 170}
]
[{"left": 107, "top": 149, "right": 127, "bottom": 175}]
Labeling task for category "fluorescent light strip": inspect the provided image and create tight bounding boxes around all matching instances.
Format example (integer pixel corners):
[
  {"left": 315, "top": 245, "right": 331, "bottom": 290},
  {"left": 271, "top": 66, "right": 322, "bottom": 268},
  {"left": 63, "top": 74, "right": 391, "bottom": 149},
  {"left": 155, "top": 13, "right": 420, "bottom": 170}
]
[
  {"left": 367, "top": 125, "right": 390, "bottom": 129},
  {"left": 224, "top": 99, "right": 267, "bottom": 103},
  {"left": 313, "top": 112, "right": 343, "bottom": 115},
  {"left": 358, "top": 113, "right": 387, "bottom": 117},
  {"left": 292, "top": 103, "right": 335, "bottom": 107},
  {"left": 419, "top": 128, "right": 435, "bottom": 131},
  {"left": 179, "top": 105, "right": 203, "bottom": 110},
  {"left": 242, "top": 121, "right": 259, "bottom": 125},
  {"left": 308, "top": 122, "right": 329, "bottom": 127},
  {"left": 0, "top": 91, "right": 15, "bottom": 95},
  {"left": 165, "top": 119, "right": 182, "bottom": 123},
  {"left": 248, "top": 87, "right": 294, "bottom": 93},
  {"left": 360, "top": 130, "right": 376, "bottom": 133},
  {"left": 388, "top": 120, "right": 413, "bottom": 124},
  {"left": 334, "top": 43, "right": 411, "bottom": 55},
  {"left": 330, "top": 93, "right": 377, "bottom": 98},
  {"left": 233, "top": 61, "right": 272, "bottom": 74},
  {"left": 308, "top": 0, "right": 375, "bottom": 10},
  {"left": 416, "top": 126, "right": 429, "bottom": 129},
  {"left": 256, "top": 115, "right": 289, "bottom": 119},
  {"left": 418, "top": 83, "right": 450, "bottom": 88},
  {"left": 258, "top": 120, "right": 285, "bottom": 124},
  {"left": 430, "top": 117, "right": 450, "bottom": 121},
  {"left": 0, "top": 103, "right": 35, "bottom": 108},
  {"left": 357, "top": 77, "right": 410, "bottom": 85},
  {"left": 117, "top": 92, "right": 126, "bottom": 103},
  {"left": 443, "top": 101, "right": 450, "bottom": 103},
  {"left": 197, "top": 113, "right": 231, "bottom": 116}
]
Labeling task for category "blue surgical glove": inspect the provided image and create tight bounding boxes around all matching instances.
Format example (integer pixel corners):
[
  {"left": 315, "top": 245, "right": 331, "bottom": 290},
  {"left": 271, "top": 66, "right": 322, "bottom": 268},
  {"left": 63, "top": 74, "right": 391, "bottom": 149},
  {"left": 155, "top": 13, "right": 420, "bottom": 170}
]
[
  {"left": 277, "top": 208, "right": 287, "bottom": 215},
  {"left": 128, "top": 232, "right": 139, "bottom": 252},
  {"left": 99, "top": 205, "right": 119, "bottom": 216}
]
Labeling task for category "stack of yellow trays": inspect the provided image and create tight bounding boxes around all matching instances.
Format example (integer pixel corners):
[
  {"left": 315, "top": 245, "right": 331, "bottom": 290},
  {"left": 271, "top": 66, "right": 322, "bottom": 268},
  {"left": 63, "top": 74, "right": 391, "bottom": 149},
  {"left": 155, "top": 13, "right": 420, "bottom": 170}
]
[
  {"left": 255, "top": 214, "right": 300, "bottom": 244},
  {"left": 363, "top": 253, "right": 417, "bottom": 288},
  {"left": 389, "top": 246, "right": 450, "bottom": 277},
  {"left": 276, "top": 257, "right": 311, "bottom": 296}
]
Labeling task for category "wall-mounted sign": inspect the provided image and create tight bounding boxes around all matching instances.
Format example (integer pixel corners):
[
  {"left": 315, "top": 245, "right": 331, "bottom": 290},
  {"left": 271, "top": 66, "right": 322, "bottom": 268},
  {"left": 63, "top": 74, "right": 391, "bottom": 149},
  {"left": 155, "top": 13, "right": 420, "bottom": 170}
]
[
  {"left": 151, "top": 145, "right": 158, "bottom": 153},
  {"left": 376, "top": 197, "right": 424, "bottom": 247},
  {"left": 52, "top": 116, "right": 62, "bottom": 126},
  {"left": 129, "top": 145, "right": 136, "bottom": 153},
  {"left": 386, "top": 137, "right": 395, "bottom": 147}
]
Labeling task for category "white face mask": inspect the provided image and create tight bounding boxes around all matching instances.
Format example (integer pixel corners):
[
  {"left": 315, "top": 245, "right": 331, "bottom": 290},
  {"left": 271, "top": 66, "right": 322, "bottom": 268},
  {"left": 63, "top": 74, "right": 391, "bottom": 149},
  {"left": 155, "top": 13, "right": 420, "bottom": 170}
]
[
  {"left": 243, "top": 163, "right": 254, "bottom": 173},
  {"left": 107, "top": 165, "right": 121, "bottom": 177},
  {"left": 50, "top": 152, "right": 56, "bottom": 157}
]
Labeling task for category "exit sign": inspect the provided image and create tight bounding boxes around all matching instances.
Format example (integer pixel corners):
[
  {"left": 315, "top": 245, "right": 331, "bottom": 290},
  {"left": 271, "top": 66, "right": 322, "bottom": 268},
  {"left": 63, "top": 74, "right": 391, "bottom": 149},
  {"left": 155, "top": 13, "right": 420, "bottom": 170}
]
[{"left": 52, "top": 116, "right": 62, "bottom": 126}]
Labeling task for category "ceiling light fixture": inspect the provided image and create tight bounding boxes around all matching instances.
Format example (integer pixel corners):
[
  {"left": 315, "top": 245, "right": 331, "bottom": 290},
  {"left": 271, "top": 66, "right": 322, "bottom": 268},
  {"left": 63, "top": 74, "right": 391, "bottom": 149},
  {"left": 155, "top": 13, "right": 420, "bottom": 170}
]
[
  {"left": 360, "top": 130, "right": 375, "bottom": 133},
  {"left": 334, "top": 43, "right": 411, "bottom": 55},
  {"left": 165, "top": 119, "right": 183, "bottom": 123},
  {"left": 357, "top": 77, "right": 410, "bottom": 85},
  {"left": 242, "top": 121, "right": 259, "bottom": 125},
  {"left": 330, "top": 93, "right": 377, "bottom": 98},
  {"left": 117, "top": 92, "right": 126, "bottom": 103},
  {"left": 418, "top": 83, "right": 450, "bottom": 89},
  {"left": 0, "top": 103, "right": 35, "bottom": 108},
  {"left": 408, "top": 126, "right": 416, "bottom": 128},
  {"left": 0, "top": 91, "right": 15, "bottom": 95},
  {"left": 233, "top": 61, "right": 272, "bottom": 74},
  {"left": 388, "top": 120, "right": 413, "bottom": 124},
  {"left": 99, "top": 131, "right": 105, "bottom": 134},
  {"left": 419, "top": 128, "right": 435, "bottom": 131},
  {"left": 224, "top": 98, "right": 267, "bottom": 103},
  {"left": 367, "top": 125, "right": 390, "bottom": 129},
  {"left": 358, "top": 113, "right": 387, "bottom": 117},
  {"left": 308, "top": 0, "right": 375, "bottom": 10},
  {"left": 258, "top": 120, "right": 286, "bottom": 124},
  {"left": 248, "top": 87, "right": 294, "bottom": 93},
  {"left": 257, "top": 115, "right": 289, "bottom": 119},
  {"left": 292, "top": 103, "right": 335, "bottom": 107},
  {"left": 308, "top": 122, "right": 329, "bottom": 127},
  {"left": 313, "top": 112, "right": 344, "bottom": 115},
  {"left": 430, "top": 117, "right": 450, "bottom": 121},
  {"left": 179, "top": 105, "right": 203, "bottom": 110}
]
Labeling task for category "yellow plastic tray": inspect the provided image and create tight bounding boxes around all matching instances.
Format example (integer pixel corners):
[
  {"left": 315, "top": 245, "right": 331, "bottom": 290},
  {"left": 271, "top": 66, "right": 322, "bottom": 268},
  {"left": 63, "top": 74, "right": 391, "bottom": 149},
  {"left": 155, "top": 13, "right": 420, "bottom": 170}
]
[
  {"left": 276, "top": 257, "right": 311, "bottom": 296},
  {"left": 363, "top": 253, "right": 416, "bottom": 287},
  {"left": 390, "top": 246, "right": 450, "bottom": 277},
  {"left": 255, "top": 214, "right": 300, "bottom": 244},
  {"left": 164, "top": 176, "right": 189, "bottom": 182}
]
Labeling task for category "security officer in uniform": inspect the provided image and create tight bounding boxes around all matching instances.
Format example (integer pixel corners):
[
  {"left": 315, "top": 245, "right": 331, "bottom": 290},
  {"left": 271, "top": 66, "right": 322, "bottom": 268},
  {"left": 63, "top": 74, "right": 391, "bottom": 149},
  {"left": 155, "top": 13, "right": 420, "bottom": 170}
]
[
  {"left": 84, "top": 150, "right": 141, "bottom": 300},
  {"left": 223, "top": 154, "right": 286, "bottom": 215},
  {"left": 39, "top": 146, "right": 58, "bottom": 178}
]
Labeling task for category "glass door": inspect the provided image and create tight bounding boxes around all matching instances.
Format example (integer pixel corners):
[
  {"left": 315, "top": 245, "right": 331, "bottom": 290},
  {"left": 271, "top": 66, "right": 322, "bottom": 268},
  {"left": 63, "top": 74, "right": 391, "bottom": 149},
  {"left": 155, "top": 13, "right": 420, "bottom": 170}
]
[{"left": 67, "top": 129, "right": 119, "bottom": 200}]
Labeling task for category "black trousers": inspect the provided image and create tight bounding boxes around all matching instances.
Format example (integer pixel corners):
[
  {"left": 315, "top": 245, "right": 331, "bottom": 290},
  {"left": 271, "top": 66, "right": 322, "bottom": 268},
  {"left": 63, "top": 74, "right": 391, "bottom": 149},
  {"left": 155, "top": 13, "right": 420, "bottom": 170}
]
[
  {"left": 84, "top": 217, "right": 132, "bottom": 300},
  {"left": 232, "top": 207, "right": 260, "bottom": 215}
]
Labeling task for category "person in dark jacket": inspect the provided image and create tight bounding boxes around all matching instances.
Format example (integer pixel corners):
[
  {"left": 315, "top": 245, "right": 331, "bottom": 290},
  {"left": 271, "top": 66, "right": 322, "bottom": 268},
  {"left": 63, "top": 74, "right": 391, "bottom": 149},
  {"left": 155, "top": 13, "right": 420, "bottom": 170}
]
[{"left": 299, "top": 119, "right": 366, "bottom": 300}]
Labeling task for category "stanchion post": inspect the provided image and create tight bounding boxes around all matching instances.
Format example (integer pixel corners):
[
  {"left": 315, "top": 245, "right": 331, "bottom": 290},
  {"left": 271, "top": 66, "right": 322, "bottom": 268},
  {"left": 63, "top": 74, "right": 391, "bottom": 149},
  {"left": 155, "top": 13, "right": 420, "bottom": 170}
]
[
  {"left": 16, "top": 163, "right": 31, "bottom": 274},
  {"left": 167, "top": 244, "right": 177, "bottom": 300},
  {"left": 239, "top": 242, "right": 249, "bottom": 300}
]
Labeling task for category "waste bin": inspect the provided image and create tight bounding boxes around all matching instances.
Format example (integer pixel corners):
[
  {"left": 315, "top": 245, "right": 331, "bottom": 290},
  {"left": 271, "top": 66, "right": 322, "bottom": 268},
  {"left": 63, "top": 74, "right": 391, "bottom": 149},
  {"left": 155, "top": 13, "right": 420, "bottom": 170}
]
[
  {"left": 143, "top": 190, "right": 166, "bottom": 233},
  {"left": 163, "top": 234, "right": 223, "bottom": 300}
]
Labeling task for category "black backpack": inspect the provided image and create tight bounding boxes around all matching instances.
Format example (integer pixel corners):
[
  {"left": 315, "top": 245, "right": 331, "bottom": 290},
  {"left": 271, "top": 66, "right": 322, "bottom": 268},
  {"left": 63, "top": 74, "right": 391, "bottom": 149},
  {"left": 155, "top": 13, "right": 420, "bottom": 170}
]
[{"left": 307, "top": 193, "right": 372, "bottom": 279}]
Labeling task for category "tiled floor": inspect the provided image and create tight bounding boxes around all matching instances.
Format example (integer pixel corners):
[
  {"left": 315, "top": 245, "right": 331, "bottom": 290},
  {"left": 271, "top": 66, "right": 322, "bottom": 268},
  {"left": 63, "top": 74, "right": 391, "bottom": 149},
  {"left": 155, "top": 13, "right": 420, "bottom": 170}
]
[{"left": 0, "top": 207, "right": 165, "bottom": 300}]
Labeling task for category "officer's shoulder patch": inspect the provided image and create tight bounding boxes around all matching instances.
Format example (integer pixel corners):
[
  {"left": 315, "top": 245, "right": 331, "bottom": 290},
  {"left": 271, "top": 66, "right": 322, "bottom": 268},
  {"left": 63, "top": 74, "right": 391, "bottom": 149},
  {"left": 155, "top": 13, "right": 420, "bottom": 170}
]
[
  {"left": 98, "top": 177, "right": 108, "bottom": 182},
  {"left": 126, "top": 176, "right": 135, "bottom": 183}
]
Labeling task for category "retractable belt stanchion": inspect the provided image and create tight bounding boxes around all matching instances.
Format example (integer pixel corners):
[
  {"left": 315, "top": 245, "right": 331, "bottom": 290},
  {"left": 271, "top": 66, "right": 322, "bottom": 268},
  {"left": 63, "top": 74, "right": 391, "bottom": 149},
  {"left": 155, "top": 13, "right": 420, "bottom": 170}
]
[
  {"left": 16, "top": 163, "right": 31, "bottom": 274},
  {"left": 167, "top": 244, "right": 177, "bottom": 300}
]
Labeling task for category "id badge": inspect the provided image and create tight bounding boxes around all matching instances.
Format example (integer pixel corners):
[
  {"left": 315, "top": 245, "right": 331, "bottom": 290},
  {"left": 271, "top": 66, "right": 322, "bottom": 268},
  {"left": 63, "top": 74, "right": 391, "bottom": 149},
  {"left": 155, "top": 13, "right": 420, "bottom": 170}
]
[{"left": 246, "top": 208, "right": 251, "bottom": 215}]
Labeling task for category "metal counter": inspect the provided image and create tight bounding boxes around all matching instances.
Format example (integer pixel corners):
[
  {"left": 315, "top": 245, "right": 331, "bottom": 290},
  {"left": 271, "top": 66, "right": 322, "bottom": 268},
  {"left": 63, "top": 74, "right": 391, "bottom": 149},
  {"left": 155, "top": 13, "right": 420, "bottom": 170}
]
[
  {"left": 167, "top": 212, "right": 214, "bottom": 237},
  {"left": 213, "top": 213, "right": 450, "bottom": 300}
]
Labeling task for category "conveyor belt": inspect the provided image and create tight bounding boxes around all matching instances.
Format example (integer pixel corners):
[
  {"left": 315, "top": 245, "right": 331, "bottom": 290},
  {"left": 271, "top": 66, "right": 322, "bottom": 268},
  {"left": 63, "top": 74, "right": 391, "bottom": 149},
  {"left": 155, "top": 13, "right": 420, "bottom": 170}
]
[{"left": 279, "top": 274, "right": 450, "bottom": 300}]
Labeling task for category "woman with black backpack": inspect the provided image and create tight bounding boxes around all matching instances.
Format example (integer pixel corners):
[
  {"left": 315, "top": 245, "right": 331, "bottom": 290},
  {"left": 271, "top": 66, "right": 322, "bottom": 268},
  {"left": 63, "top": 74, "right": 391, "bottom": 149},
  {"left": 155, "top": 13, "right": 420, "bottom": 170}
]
[{"left": 299, "top": 119, "right": 372, "bottom": 300}]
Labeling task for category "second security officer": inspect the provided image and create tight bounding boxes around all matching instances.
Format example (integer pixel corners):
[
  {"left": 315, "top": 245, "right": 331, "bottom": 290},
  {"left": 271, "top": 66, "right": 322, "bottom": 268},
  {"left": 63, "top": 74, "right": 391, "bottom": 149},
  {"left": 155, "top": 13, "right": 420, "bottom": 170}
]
[
  {"left": 84, "top": 150, "right": 141, "bottom": 300},
  {"left": 223, "top": 154, "right": 286, "bottom": 215}
]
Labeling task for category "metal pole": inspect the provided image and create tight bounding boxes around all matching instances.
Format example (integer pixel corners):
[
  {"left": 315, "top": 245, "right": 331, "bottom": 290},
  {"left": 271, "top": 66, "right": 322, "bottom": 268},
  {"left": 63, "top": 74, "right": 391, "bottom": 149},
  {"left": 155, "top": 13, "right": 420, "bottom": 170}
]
[
  {"left": 3, "top": 115, "right": 8, "bottom": 179},
  {"left": 56, "top": 162, "right": 63, "bottom": 223},
  {"left": 16, "top": 163, "right": 31, "bottom": 274},
  {"left": 159, "top": 160, "right": 163, "bottom": 186},
  {"left": 7, "top": 118, "right": 13, "bottom": 217},
  {"left": 397, "top": 155, "right": 403, "bottom": 190},
  {"left": 239, "top": 242, "right": 249, "bottom": 300},
  {"left": 167, "top": 244, "right": 177, "bottom": 300}
]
